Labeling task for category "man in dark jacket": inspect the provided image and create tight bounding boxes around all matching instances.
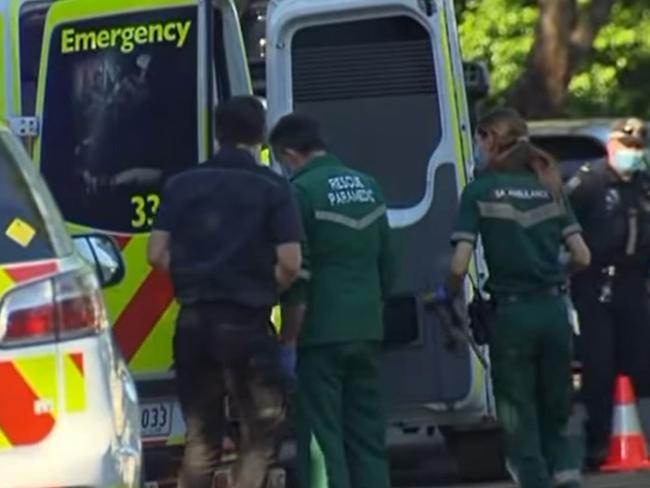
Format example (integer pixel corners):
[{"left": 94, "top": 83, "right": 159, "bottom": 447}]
[{"left": 148, "top": 96, "right": 302, "bottom": 488}]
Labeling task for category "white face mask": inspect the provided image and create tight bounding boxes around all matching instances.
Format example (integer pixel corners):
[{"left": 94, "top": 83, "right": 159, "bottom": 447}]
[{"left": 612, "top": 148, "right": 645, "bottom": 174}]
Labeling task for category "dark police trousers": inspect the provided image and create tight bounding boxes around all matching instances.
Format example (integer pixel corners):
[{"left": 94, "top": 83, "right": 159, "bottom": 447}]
[
  {"left": 571, "top": 269, "right": 650, "bottom": 450},
  {"left": 173, "top": 303, "right": 287, "bottom": 488}
]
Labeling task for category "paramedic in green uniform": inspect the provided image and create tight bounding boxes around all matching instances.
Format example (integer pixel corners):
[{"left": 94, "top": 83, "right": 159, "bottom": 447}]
[
  {"left": 442, "top": 108, "right": 591, "bottom": 488},
  {"left": 269, "top": 114, "right": 396, "bottom": 488}
]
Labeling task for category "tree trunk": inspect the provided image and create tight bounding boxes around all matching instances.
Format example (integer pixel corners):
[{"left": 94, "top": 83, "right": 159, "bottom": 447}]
[{"left": 507, "top": 0, "right": 615, "bottom": 119}]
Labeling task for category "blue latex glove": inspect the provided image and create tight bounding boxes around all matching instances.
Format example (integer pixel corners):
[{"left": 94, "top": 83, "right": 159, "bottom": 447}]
[
  {"left": 435, "top": 284, "right": 450, "bottom": 303},
  {"left": 279, "top": 345, "right": 297, "bottom": 379}
]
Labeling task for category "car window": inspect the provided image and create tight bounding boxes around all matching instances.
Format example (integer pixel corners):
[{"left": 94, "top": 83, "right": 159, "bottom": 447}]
[
  {"left": 530, "top": 134, "right": 607, "bottom": 180},
  {"left": 0, "top": 138, "right": 56, "bottom": 264}
]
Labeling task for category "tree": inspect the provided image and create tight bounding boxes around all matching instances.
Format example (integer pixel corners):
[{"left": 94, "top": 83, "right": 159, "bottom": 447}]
[
  {"left": 507, "top": 0, "right": 615, "bottom": 118},
  {"left": 457, "top": 0, "right": 650, "bottom": 118}
]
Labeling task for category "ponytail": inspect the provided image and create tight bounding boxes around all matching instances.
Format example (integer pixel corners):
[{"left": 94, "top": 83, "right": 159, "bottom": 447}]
[{"left": 478, "top": 107, "right": 563, "bottom": 200}]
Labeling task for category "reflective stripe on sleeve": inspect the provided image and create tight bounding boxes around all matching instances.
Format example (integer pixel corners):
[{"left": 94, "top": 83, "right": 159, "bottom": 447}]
[
  {"left": 562, "top": 223, "right": 582, "bottom": 238},
  {"left": 450, "top": 231, "right": 476, "bottom": 244}
]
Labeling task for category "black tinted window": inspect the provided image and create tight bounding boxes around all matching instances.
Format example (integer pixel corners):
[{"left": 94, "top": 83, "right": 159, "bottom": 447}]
[
  {"left": 19, "top": 4, "right": 48, "bottom": 115},
  {"left": 213, "top": 9, "right": 231, "bottom": 101},
  {"left": 531, "top": 135, "right": 607, "bottom": 179},
  {"left": 292, "top": 16, "right": 441, "bottom": 209},
  {"left": 0, "top": 141, "right": 55, "bottom": 263},
  {"left": 40, "top": 7, "right": 198, "bottom": 234}
]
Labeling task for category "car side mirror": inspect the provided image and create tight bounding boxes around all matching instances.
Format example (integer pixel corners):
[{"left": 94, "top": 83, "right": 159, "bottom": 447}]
[{"left": 72, "top": 233, "right": 125, "bottom": 288}]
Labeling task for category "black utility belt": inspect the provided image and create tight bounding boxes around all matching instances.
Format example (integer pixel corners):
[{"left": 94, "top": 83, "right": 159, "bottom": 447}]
[{"left": 493, "top": 285, "right": 565, "bottom": 305}]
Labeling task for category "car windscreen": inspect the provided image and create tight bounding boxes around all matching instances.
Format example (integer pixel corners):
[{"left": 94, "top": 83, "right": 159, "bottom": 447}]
[
  {"left": 39, "top": 7, "right": 198, "bottom": 234},
  {"left": 0, "top": 140, "right": 55, "bottom": 264},
  {"left": 530, "top": 134, "right": 607, "bottom": 180}
]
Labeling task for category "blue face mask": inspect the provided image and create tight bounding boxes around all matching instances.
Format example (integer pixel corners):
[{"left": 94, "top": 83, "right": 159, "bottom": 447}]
[
  {"left": 612, "top": 148, "right": 644, "bottom": 173},
  {"left": 473, "top": 143, "right": 490, "bottom": 170}
]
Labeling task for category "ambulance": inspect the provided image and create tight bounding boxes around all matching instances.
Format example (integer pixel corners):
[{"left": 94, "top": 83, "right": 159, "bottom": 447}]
[{"left": 1, "top": 0, "right": 502, "bottom": 483}]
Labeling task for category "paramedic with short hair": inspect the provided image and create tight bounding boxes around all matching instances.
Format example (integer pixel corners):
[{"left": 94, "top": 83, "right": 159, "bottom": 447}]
[{"left": 271, "top": 113, "right": 396, "bottom": 488}]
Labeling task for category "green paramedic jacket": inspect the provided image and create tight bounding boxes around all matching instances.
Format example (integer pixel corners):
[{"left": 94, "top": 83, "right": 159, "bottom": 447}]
[
  {"left": 451, "top": 170, "right": 582, "bottom": 297},
  {"left": 283, "top": 154, "right": 396, "bottom": 347}
]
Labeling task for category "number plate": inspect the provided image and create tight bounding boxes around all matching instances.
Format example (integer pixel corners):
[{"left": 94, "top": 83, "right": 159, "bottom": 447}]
[{"left": 140, "top": 401, "right": 173, "bottom": 438}]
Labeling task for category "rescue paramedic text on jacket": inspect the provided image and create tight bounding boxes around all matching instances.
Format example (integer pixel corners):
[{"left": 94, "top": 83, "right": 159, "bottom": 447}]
[
  {"left": 147, "top": 96, "right": 302, "bottom": 488},
  {"left": 270, "top": 114, "right": 396, "bottom": 488},
  {"left": 446, "top": 108, "right": 590, "bottom": 488},
  {"left": 565, "top": 117, "right": 650, "bottom": 469}
]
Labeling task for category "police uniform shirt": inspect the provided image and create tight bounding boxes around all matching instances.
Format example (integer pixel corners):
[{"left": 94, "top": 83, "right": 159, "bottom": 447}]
[
  {"left": 153, "top": 147, "right": 302, "bottom": 310},
  {"left": 566, "top": 161, "right": 650, "bottom": 270},
  {"left": 452, "top": 170, "right": 581, "bottom": 296}
]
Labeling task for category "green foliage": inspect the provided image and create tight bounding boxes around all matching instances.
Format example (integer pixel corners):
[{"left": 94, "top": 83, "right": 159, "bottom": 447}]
[
  {"left": 569, "top": 1, "right": 650, "bottom": 117},
  {"left": 455, "top": 0, "right": 650, "bottom": 118},
  {"left": 457, "top": 0, "right": 537, "bottom": 98}
]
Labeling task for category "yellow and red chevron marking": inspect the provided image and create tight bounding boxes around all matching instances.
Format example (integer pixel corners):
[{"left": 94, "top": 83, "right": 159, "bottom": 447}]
[
  {"left": 66, "top": 223, "right": 175, "bottom": 373},
  {"left": 63, "top": 352, "right": 86, "bottom": 413},
  {"left": 0, "top": 261, "right": 59, "bottom": 297},
  {"left": 108, "top": 234, "right": 175, "bottom": 371},
  {"left": 0, "top": 355, "right": 58, "bottom": 449}
]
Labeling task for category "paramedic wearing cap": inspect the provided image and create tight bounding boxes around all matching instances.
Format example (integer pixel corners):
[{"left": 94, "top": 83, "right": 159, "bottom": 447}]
[
  {"left": 566, "top": 117, "right": 650, "bottom": 469},
  {"left": 147, "top": 96, "right": 302, "bottom": 488}
]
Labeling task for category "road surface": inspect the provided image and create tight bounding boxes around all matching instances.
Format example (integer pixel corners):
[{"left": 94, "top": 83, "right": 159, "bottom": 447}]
[{"left": 439, "top": 472, "right": 650, "bottom": 487}]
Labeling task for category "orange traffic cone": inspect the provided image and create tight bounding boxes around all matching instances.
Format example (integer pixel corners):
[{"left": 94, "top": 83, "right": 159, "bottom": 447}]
[{"left": 601, "top": 375, "right": 650, "bottom": 472}]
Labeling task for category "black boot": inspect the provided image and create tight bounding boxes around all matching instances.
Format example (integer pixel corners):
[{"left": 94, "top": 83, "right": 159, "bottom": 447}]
[{"left": 584, "top": 442, "right": 608, "bottom": 472}]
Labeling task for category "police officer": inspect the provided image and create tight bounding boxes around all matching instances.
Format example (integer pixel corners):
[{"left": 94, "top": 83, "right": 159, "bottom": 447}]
[
  {"left": 566, "top": 117, "right": 650, "bottom": 469},
  {"left": 443, "top": 108, "right": 590, "bottom": 488},
  {"left": 269, "top": 114, "right": 396, "bottom": 488},
  {"left": 147, "top": 96, "right": 302, "bottom": 488}
]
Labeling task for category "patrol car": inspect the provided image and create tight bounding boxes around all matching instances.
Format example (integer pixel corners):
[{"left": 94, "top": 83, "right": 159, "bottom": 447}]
[
  {"left": 1, "top": 0, "right": 252, "bottom": 479},
  {"left": 2, "top": 0, "right": 502, "bottom": 483},
  {"left": 0, "top": 123, "right": 141, "bottom": 487},
  {"left": 528, "top": 119, "right": 618, "bottom": 180}
]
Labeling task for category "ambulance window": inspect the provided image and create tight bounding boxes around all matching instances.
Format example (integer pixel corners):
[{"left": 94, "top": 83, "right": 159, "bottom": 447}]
[
  {"left": 0, "top": 140, "right": 54, "bottom": 263},
  {"left": 213, "top": 9, "right": 231, "bottom": 100},
  {"left": 39, "top": 8, "right": 198, "bottom": 234},
  {"left": 292, "top": 17, "right": 441, "bottom": 209},
  {"left": 19, "top": 3, "right": 49, "bottom": 115}
]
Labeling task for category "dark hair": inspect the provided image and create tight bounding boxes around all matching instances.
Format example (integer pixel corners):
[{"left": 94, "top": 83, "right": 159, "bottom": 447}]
[
  {"left": 269, "top": 113, "right": 327, "bottom": 155},
  {"left": 214, "top": 96, "right": 265, "bottom": 146},
  {"left": 478, "top": 107, "right": 563, "bottom": 200}
]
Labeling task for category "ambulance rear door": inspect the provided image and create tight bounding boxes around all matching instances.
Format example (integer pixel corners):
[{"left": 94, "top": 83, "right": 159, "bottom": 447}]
[{"left": 266, "top": 0, "right": 489, "bottom": 420}]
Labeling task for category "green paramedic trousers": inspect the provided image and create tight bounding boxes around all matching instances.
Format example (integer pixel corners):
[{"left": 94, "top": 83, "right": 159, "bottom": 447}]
[
  {"left": 490, "top": 295, "right": 581, "bottom": 488},
  {"left": 296, "top": 342, "right": 391, "bottom": 488}
]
